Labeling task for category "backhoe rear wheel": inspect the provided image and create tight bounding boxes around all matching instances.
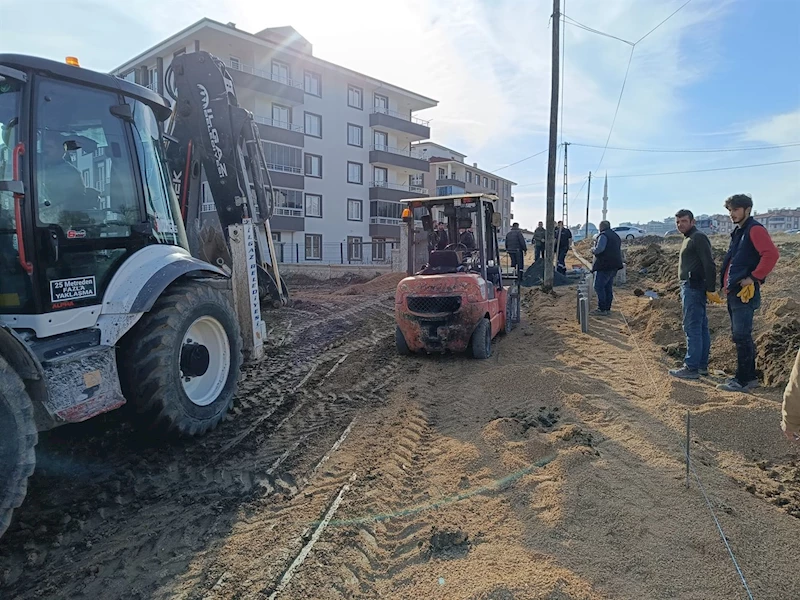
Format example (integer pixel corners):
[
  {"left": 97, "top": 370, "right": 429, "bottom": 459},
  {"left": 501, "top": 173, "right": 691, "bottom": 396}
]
[
  {"left": 121, "top": 281, "right": 242, "bottom": 436},
  {"left": 0, "top": 356, "right": 37, "bottom": 539}
]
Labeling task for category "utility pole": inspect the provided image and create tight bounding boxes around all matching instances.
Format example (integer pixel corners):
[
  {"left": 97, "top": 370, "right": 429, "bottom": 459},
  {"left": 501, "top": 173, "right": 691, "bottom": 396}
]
[
  {"left": 602, "top": 172, "right": 608, "bottom": 222},
  {"left": 584, "top": 171, "right": 592, "bottom": 240},
  {"left": 543, "top": 0, "right": 561, "bottom": 291}
]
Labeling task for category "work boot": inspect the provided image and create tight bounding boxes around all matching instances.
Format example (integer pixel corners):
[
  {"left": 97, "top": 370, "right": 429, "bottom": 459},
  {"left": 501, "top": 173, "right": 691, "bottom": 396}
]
[
  {"left": 669, "top": 366, "right": 700, "bottom": 380},
  {"left": 745, "top": 378, "right": 760, "bottom": 389},
  {"left": 698, "top": 367, "right": 709, "bottom": 376},
  {"left": 716, "top": 378, "right": 748, "bottom": 393}
]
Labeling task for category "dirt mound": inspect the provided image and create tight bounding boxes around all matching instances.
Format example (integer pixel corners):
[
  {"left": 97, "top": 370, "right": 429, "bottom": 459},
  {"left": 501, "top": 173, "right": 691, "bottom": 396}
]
[
  {"left": 521, "top": 260, "right": 578, "bottom": 287},
  {"left": 334, "top": 272, "right": 405, "bottom": 296},
  {"left": 755, "top": 317, "right": 800, "bottom": 388}
]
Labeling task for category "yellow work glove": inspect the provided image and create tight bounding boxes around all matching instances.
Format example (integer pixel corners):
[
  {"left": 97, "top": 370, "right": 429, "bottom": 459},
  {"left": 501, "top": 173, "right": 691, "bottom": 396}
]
[
  {"left": 706, "top": 291, "right": 723, "bottom": 304},
  {"left": 737, "top": 283, "right": 755, "bottom": 303}
]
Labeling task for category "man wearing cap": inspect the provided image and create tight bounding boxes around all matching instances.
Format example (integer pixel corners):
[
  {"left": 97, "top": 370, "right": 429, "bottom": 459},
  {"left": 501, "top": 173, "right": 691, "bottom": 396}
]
[{"left": 717, "top": 194, "right": 779, "bottom": 393}]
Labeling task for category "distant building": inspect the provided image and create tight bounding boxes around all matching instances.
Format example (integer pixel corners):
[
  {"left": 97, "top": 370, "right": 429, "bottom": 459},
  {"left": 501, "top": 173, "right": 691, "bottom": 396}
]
[
  {"left": 413, "top": 142, "right": 516, "bottom": 235},
  {"left": 754, "top": 208, "right": 800, "bottom": 232}
]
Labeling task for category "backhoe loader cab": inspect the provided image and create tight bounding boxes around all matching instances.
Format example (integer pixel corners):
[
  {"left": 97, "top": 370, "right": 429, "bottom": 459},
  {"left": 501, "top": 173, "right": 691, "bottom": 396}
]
[
  {"left": 0, "top": 55, "right": 244, "bottom": 539},
  {"left": 394, "top": 193, "right": 521, "bottom": 359}
]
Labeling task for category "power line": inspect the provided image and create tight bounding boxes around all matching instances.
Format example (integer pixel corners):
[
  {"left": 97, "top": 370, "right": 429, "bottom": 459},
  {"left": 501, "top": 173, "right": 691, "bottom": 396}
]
[
  {"left": 605, "top": 159, "right": 800, "bottom": 178},
  {"left": 515, "top": 158, "right": 799, "bottom": 187},
  {"left": 636, "top": 0, "right": 693, "bottom": 45},
  {"left": 490, "top": 148, "right": 549, "bottom": 173},
  {"left": 592, "top": 46, "right": 635, "bottom": 174},
  {"left": 572, "top": 141, "right": 800, "bottom": 153},
  {"left": 562, "top": 15, "right": 634, "bottom": 46}
]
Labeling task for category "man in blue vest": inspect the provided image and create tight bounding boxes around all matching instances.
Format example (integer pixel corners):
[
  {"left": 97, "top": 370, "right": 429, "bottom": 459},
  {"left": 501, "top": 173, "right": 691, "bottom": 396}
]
[
  {"left": 717, "top": 194, "right": 779, "bottom": 393},
  {"left": 590, "top": 220, "right": 623, "bottom": 315}
]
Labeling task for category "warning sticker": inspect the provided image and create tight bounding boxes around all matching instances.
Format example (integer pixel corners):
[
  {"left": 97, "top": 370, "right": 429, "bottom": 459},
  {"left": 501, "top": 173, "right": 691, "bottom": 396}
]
[{"left": 50, "top": 276, "right": 97, "bottom": 303}]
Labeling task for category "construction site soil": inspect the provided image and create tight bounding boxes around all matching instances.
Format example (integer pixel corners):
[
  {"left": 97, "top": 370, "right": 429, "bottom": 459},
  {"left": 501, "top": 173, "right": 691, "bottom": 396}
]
[{"left": 1, "top": 245, "right": 799, "bottom": 599}]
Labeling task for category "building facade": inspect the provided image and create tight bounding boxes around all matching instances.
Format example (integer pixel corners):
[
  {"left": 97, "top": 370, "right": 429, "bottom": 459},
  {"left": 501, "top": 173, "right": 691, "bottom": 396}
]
[
  {"left": 412, "top": 142, "right": 516, "bottom": 236},
  {"left": 113, "top": 19, "right": 437, "bottom": 264},
  {"left": 711, "top": 208, "right": 800, "bottom": 234}
]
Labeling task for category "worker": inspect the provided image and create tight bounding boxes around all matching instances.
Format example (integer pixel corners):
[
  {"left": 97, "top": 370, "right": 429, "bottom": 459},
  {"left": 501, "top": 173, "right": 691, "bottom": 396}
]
[
  {"left": 590, "top": 220, "right": 622, "bottom": 315},
  {"left": 38, "top": 129, "right": 95, "bottom": 224},
  {"left": 459, "top": 228, "right": 476, "bottom": 250},
  {"left": 435, "top": 221, "right": 449, "bottom": 250},
  {"left": 533, "top": 221, "right": 546, "bottom": 262},
  {"left": 669, "top": 209, "right": 722, "bottom": 380},
  {"left": 781, "top": 348, "right": 800, "bottom": 442},
  {"left": 717, "top": 193, "right": 779, "bottom": 393},
  {"left": 505, "top": 222, "right": 527, "bottom": 273},
  {"left": 554, "top": 220, "right": 572, "bottom": 274}
]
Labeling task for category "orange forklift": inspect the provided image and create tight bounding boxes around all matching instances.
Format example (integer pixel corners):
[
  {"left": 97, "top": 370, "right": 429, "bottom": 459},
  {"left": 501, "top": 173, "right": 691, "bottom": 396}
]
[{"left": 394, "top": 193, "right": 521, "bottom": 359}]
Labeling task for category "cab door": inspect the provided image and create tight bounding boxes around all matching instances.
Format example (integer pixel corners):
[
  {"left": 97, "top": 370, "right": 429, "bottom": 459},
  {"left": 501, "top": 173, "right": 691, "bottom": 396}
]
[{"left": 32, "top": 77, "right": 147, "bottom": 312}]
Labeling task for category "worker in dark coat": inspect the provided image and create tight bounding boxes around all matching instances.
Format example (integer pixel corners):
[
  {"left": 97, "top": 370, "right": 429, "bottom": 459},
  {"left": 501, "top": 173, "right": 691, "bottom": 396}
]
[
  {"left": 554, "top": 221, "right": 572, "bottom": 274},
  {"left": 591, "top": 220, "right": 623, "bottom": 315},
  {"left": 505, "top": 222, "right": 528, "bottom": 273}
]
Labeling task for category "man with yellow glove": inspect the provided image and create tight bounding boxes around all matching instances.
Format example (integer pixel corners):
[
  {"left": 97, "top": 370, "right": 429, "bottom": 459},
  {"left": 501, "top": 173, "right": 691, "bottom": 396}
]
[
  {"left": 669, "top": 209, "right": 720, "bottom": 380},
  {"left": 717, "top": 194, "right": 780, "bottom": 393}
]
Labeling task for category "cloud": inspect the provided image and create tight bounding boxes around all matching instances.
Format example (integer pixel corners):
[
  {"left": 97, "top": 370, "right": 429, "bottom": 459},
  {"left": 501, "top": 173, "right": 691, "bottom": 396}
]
[{"left": 742, "top": 108, "right": 800, "bottom": 145}]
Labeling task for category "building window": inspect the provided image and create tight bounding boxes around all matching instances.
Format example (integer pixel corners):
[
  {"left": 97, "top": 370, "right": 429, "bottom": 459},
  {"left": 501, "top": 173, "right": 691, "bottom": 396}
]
[
  {"left": 348, "top": 85, "right": 363, "bottom": 109},
  {"left": 305, "top": 234, "right": 322, "bottom": 260},
  {"left": 147, "top": 67, "right": 158, "bottom": 90},
  {"left": 305, "top": 193, "right": 322, "bottom": 218},
  {"left": 272, "top": 231, "right": 281, "bottom": 243},
  {"left": 304, "top": 70, "right": 321, "bottom": 96},
  {"left": 347, "top": 123, "right": 363, "bottom": 147},
  {"left": 491, "top": 179, "right": 497, "bottom": 191},
  {"left": 230, "top": 56, "right": 241, "bottom": 70},
  {"left": 483, "top": 176, "right": 488, "bottom": 187},
  {"left": 374, "top": 93, "right": 388, "bottom": 112},
  {"left": 347, "top": 236, "right": 363, "bottom": 261},
  {"left": 272, "top": 60, "right": 290, "bottom": 84},
  {"left": 410, "top": 173, "right": 423, "bottom": 187},
  {"left": 274, "top": 188, "right": 303, "bottom": 216},
  {"left": 272, "top": 104, "right": 291, "bottom": 129},
  {"left": 304, "top": 153, "right": 322, "bottom": 178},
  {"left": 81, "top": 169, "right": 90, "bottom": 187},
  {"left": 304, "top": 112, "right": 322, "bottom": 137},
  {"left": 467, "top": 171, "right": 472, "bottom": 183},
  {"left": 95, "top": 162, "right": 106, "bottom": 191},
  {"left": 373, "top": 238, "right": 386, "bottom": 261},
  {"left": 438, "top": 167, "right": 445, "bottom": 179},
  {"left": 374, "top": 130, "right": 388, "bottom": 150},
  {"left": 264, "top": 142, "right": 302, "bottom": 173},
  {"left": 373, "top": 166, "right": 388, "bottom": 185},
  {"left": 347, "top": 162, "right": 363, "bottom": 184},
  {"left": 347, "top": 199, "right": 363, "bottom": 221}
]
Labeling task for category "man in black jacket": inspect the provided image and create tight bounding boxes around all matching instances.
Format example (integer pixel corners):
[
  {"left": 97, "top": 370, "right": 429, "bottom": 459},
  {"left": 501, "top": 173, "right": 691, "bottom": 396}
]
[
  {"left": 533, "top": 221, "right": 546, "bottom": 262},
  {"left": 555, "top": 221, "right": 572, "bottom": 274},
  {"left": 505, "top": 222, "right": 527, "bottom": 273},
  {"left": 669, "top": 209, "right": 722, "bottom": 380},
  {"left": 590, "top": 221, "right": 623, "bottom": 315}
]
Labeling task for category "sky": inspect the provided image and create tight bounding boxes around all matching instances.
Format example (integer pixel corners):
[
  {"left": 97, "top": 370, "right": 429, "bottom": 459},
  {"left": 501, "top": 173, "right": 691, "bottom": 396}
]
[{"left": 3, "top": 0, "right": 799, "bottom": 229}]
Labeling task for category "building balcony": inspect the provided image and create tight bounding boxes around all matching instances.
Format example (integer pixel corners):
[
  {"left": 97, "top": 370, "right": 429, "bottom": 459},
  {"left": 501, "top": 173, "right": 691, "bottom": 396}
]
[
  {"left": 369, "top": 144, "right": 429, "bottom": 172},
  {"left": 369, "top": 200, "right": 403, "bottom": 237},
  {"left": 436, "top": 177, "right": 466, "bottom": 189},
  {"left": 369, "top": 108, "right": 430, "bottom": 140},
  {"left": 369, "top": 181, "right": 428, "bottom": 202},
  {"left": 270, "top": 206, "right": 304, "bottom": 232},
  {"left": 254, "top": 115, "right": 305, "bottom": 147},
  {"left": 226, "top": 61, "right": 305, "bottom": 105}
]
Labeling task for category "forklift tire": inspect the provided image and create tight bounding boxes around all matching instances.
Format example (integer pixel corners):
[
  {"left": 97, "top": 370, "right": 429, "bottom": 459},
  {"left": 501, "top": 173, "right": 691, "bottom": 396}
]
[
  {"left": 395, "top": 326, "right": 412, "bottom": 356},
  {"left": 121, "top": 281, "right": 243, "bottom": 436},
  {"left": 471, "top": 318, "right": 492, "bottom": 359},
  {"left": 0, "top": 356, "right": 37, "bottom": 539}
]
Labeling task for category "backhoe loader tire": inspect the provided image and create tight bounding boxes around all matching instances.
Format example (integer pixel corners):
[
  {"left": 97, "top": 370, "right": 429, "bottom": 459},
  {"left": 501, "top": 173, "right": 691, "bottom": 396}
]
[
  {"left": 471, "top": 318, "right": 492, "bottom": 359},
  {"left": 121, "top": 281, "right": 242, "bottom": 436},
  {"left": 0, "top": 356, "right": 37, "bottom": 539}
]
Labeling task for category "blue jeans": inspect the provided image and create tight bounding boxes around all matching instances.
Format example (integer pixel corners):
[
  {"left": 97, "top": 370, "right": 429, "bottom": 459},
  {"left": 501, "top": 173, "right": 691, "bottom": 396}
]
[
  {"left": 680, "top": 282, "right": 710, "bottom": 371},
  {"left": 727, "top": 290, "right": 760, "bottom": 384},
  {"left": 593, "top": 270, "right": 616, "bottom": 311}
]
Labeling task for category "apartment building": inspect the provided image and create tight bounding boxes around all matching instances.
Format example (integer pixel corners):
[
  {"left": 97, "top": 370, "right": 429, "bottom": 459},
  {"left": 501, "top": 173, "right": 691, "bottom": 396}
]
[
  {"left": 112, "top": 18, "right": 437, "bottom": 263},
  {"left": 412, "top": 142, "right": 516, "bottom": 236},
  {"left": 712, "top": 208, "right": 800, "bottom": 234}
]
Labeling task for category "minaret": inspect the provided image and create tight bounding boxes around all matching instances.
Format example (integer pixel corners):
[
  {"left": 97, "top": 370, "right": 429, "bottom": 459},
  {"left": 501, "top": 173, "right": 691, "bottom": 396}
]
[{"left": 602, "top": 172, "right": 608, "bottom": 222}]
